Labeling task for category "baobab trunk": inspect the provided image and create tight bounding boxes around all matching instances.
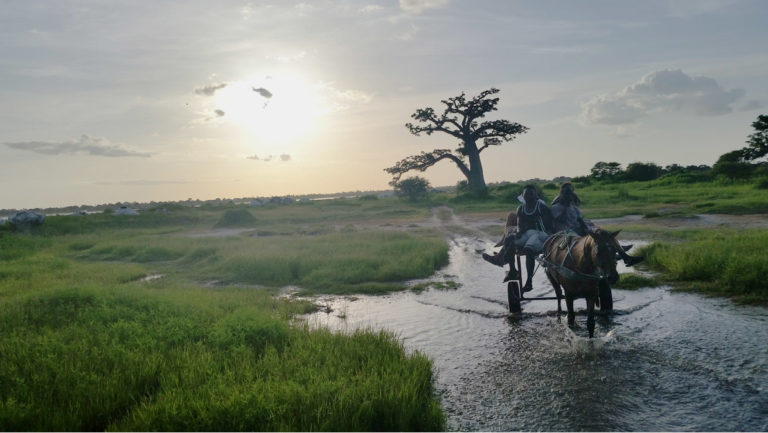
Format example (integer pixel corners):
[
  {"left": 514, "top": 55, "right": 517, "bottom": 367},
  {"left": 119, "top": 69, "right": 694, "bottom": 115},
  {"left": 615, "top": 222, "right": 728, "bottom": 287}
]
[{"left": 466, "top": 146, "right": 487, "bottom": 195}]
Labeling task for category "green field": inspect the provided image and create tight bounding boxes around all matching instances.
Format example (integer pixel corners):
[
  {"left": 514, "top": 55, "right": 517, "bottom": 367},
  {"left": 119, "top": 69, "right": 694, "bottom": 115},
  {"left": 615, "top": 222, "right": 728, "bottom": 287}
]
[
  {"left": 0, "top": 200, "right": 447, "bottom": 431},
  {"left": 2, "top": 177, "right": 768, "bottom": 430},
  {"left": 638, "top": 229, "right": 768, "bottom": 305}
]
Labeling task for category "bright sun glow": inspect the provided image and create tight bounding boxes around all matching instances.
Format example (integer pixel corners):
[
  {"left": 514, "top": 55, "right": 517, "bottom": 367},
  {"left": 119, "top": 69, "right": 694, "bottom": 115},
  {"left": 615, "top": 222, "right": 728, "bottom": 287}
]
[{"left": 214, "top": 74, "right": 322, "bottom": 145}]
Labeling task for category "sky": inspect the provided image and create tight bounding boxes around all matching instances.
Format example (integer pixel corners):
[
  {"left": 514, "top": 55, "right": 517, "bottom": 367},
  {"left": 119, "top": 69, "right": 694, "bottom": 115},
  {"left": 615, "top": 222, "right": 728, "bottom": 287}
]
[{"left": 1, "top": 0, "right": 767, "bottom": 209}]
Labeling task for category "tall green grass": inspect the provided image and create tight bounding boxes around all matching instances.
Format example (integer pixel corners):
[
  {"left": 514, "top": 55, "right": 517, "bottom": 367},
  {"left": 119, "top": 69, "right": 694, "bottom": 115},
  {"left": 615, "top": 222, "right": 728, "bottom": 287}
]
[
  {"left": 641, "top": 229, "right": 768, "bottom": 305},
  {"left": 0, "top": 285, "right": 444, "bottom": 431},
  {"left": 69, "top": 230, "right": 449, "bottom": 294},
  {"left": 0, "top": 201, "right": 453, "bottom": 431}
]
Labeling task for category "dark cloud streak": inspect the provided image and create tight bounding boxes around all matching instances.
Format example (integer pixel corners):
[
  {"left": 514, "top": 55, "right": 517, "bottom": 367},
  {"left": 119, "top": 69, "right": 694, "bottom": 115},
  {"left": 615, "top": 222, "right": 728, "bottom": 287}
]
[
  {"left": 4, "top": 134, "right": 151, "bottom": 158},
  {"left": 194, "top": 83, "right": 228, "bottom": 96}
]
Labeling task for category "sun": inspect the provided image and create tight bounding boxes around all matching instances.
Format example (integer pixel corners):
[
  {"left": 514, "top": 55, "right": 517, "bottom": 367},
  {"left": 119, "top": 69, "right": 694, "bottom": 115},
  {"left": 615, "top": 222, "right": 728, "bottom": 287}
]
[{"left": 214, "top": 74, "right": 322, "bottom": 145}]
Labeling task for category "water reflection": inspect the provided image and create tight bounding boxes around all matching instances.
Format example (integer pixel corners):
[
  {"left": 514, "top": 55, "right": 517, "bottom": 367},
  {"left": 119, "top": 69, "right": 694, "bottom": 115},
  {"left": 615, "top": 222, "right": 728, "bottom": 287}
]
[{"left": 302, "top": 236, "right": 768, "bottom": 431}]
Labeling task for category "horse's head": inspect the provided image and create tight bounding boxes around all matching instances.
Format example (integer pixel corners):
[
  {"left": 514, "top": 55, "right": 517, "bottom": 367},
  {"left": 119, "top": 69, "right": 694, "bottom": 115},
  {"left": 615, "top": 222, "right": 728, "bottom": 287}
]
[{"left": 586, "top": 228, "right": 621, "bottom": 285}]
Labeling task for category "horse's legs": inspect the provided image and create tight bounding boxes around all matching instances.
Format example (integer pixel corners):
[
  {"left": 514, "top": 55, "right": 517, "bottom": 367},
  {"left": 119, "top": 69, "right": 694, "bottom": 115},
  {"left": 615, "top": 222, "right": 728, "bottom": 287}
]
[
  {"left": 586, "top": 297, "right": 595, "bottom": 338},
  {"left": 565, "top": 296, "right": 575, "bottom": 328},
  {"left": 545, "top": 271, "right": 563, "bottom": 322}
]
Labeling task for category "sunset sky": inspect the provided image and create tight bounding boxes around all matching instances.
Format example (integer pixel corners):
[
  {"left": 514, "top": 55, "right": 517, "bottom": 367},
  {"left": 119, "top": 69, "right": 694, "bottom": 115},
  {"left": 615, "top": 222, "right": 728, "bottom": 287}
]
[{"left": 2, "top": 0, "right": 767, "bottom": 209}]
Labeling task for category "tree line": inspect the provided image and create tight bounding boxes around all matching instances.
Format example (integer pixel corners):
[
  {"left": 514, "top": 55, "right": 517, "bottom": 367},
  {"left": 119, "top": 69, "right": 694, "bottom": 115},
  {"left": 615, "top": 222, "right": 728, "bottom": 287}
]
[{"left": 385, "top": 87, "right": 767, "bottom": 199}]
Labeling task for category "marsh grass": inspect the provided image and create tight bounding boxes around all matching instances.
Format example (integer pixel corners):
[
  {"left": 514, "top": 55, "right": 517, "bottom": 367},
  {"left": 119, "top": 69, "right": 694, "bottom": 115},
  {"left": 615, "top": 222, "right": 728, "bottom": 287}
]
[
  {"left": 613, "top": 273, "right": 661, "bottom": 290},
  {"left": 69, "top": 230, "right": 449, "bottom": 295},
  {"left": 640, "top": 229, "right": 768, "bottom": 305},
  {"left": 0, "top": 283, "right": 444, "bottom": 431},
  {"left": 0, "top": 199, "right": 453, "bottom": 431}
]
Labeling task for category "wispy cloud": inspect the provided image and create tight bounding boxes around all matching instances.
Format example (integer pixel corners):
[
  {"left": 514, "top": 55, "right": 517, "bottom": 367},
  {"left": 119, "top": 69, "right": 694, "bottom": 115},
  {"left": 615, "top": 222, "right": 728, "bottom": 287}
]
[
  {"left": 95, "top": 179, "right": 188, "bottom": 185},
  {"left": 266, "top": 51, "right": 307, "bottom": 63},
  {"left": 666, "top": 0, "right": 743, "bottom": 17},
  {"left": 399, "top": 0, "right": 450, "bottom": 14},
  {"left": 395, "top": 23, "right": 419, "bottom": 41},
  {"left": 741, "top": 99, "right": 764, "bottom": 111},
  {"left": 318, "top": 84, "right": 374, "bottom": 113},
  {"left": 359, "top": 4, "right": 384, "bottom": 14},
  {"left": 247, "top": 154, "right": 292, "bottom": 162},
  {"left": 4, "top": 134, "right": 151, "bottom": 158},
  {"left": 581, "top": 69, "right": 746, "bottom": 126},
  {"left": 194, "top": 83, "right": 228, "bottom": 96}
]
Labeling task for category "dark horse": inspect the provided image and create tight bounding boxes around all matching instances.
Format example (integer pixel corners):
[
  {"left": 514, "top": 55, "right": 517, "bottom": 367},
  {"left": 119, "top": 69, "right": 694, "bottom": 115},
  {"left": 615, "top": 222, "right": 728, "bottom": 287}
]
[{"left": 541, "top": 229, "right": 622, "bottom": 338}]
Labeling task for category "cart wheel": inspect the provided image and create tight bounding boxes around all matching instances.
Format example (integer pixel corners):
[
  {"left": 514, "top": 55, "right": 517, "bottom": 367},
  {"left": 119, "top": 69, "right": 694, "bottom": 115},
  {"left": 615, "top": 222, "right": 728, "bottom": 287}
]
[
  {"left": 598, "top": 280, "right": 613, "bottom": 311},
  {"left": 508, "top": 281, "right": 522, "bottom": 313}
]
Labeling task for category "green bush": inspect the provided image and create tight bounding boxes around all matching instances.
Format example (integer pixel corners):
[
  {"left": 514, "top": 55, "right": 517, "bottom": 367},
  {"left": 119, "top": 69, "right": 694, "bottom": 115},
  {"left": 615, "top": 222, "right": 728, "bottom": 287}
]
[
  {"left": 214, "top": 209, "right": 257, "bottom": 228},
  {"left": 641, "top": 229, "right": 768, "bottom": 304},
  {"left": 394, "top": 177, "right": 431, "bottom": 201}
]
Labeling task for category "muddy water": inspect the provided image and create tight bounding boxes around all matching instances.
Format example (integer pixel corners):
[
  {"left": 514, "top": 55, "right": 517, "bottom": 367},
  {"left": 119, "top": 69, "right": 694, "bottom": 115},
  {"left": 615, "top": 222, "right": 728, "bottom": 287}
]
[{"left": 304, "top": 236, "right": 768, "bottom": 431}]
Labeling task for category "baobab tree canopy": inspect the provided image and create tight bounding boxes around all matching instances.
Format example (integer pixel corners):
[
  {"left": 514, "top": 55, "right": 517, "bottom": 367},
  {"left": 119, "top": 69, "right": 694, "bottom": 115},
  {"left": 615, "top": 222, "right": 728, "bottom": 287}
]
[{"left": 384, "top": 88, "right": 528, "bottom": 195}]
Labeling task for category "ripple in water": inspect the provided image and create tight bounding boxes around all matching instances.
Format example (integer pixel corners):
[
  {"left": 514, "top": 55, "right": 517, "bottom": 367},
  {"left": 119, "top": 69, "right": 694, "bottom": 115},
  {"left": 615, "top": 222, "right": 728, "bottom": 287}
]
[{"left": 302, "top": 236, "right": 768, "bottom": 431}]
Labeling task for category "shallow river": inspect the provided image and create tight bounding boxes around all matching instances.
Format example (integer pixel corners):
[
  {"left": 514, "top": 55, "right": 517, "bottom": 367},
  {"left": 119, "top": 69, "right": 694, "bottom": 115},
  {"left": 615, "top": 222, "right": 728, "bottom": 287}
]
[{"left": 304, "top": 236, "right": 768, "bottom": 431}]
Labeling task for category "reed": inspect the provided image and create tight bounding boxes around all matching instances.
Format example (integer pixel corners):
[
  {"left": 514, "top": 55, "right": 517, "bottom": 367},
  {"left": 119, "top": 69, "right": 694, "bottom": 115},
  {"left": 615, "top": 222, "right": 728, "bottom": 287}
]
[{"left": 640, "top": 229, "right": 768, "bottom": 305}]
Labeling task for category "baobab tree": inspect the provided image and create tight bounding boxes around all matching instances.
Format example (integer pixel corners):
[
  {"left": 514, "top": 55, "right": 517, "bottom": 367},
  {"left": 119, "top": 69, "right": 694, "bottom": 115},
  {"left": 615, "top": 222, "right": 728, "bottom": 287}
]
[{"left": 384, "top": 88, "right": 528, "bottom": 195}]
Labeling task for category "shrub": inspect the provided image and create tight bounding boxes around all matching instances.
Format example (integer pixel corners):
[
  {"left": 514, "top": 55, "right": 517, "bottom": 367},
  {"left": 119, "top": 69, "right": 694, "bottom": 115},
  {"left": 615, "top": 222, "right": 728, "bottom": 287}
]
[
  {"left": 214, "top": 209, "right": 256, "bottom": 228},
  {"left": 394, "top": 177, "right": 431, "bottom": 201},
  {"left": 625, "top": 162, "right": 663, "bottom": 181}
]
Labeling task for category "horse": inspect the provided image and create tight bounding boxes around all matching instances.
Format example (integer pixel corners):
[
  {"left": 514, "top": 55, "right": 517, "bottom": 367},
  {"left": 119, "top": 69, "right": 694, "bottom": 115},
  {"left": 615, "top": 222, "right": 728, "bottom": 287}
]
[{"left": 541, "top": 228, "right": 622, "bottom": 338}]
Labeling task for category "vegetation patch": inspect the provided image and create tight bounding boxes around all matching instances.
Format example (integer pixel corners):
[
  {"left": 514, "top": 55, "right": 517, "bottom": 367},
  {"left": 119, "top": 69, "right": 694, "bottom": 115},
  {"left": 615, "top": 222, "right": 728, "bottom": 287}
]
[
  {"left": 613, "top": 273, "right": 661, "bottom": 290},
  {"left": 214, "top": 209, "right": 257, "bottom": 228},
  {"left": 0, "top": 284, "right": 444, "bottom": 431},
  {"left": 640, "top": 229, "right": 768, "bottom": 305},
  {"left": 201, "top": 231, "right": 449, "bottom": 294}
]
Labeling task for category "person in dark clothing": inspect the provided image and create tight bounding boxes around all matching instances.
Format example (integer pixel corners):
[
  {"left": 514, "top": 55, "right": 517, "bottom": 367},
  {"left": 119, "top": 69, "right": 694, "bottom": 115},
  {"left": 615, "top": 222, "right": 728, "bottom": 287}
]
[
  {"left": 481, "top": 211, "right": 517, "bottom": 267},
  {"left": 511, "top": 185, "right": 554, "bottom": 291},
  {"left": 550, "top": 182, "right": 643, "bottom": 266}
]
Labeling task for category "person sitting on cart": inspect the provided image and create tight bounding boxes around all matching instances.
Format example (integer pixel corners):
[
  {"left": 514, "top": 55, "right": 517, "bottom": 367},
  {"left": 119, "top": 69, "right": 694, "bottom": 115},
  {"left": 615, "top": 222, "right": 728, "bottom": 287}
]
[
  {"left": 511, "top": 185, "right": 554, "bottom": 291},
  {"left": 481, "top": 211, "right": 517, "bottom": 267},
  {"left": 550, "top": 182, "right": 643, "bottom": 267}
]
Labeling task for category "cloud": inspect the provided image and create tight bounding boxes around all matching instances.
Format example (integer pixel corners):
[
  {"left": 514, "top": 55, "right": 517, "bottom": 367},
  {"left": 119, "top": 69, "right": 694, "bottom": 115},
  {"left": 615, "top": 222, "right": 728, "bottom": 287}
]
[
  {"left": 317, "top": 84, "right": 374, "bottom": 113},
  {"left": 214, "top": 109, "right": 226, "bottom": 117},
  {"left": 247, "top": 154, "right": 292, "bottom": 162},
  {"left": 666, "top": 0, "right": 743, "bottom": 17},
  {"left": 581, "top": 69, "right": 746, "bottom": 126},
  {"left": 395, "top": 23, "right": 419, "bottom": 41},
  {"left": 266, "top": 51, "right": 307, "bottom": 63},
  {"left": 399, "top": 0, "right": 450, "bottom": 13},
  {"left": 4, "top": 134, "right": 151, "bottom": 158},
  {"left": 359, "top": 4, "right": 384, "bottom": 14},
  {"left": 741, "top": 99, "right": 764, "bottom": 111},
  {"left": 95, "top": 179, "right": 188, "bottom": 185},
  {"left": 194, "top": 83, "right": 228, "bottom": 96}
]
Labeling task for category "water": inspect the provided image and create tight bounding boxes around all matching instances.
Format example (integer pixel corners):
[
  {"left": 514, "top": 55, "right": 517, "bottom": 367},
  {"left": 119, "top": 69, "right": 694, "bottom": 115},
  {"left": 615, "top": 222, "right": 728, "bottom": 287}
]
[{"left": 303, "top": 236, "right": 768, "bottom": 431}]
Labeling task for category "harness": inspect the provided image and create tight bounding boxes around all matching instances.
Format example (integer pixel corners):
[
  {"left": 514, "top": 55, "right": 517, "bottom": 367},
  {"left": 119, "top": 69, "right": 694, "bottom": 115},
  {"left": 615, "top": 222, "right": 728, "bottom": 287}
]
[{"left": 537, "top": 231, "right": 608, "bottom": 282}]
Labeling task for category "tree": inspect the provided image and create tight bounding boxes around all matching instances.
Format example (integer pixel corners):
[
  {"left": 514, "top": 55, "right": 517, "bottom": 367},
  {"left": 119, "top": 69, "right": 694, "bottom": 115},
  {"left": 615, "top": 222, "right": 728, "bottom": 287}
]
[
  {"left": 393, "top": 176, "right": 431, "bottom": 201},
  {"left": 742, "top": 114, "right": 768, "bottom": 161},
  {"left": 712, "top": 149, "right": 754, "bottom": 180},
  {"left": 624, "top": 162, "right": 663, "bottom": 181},
  {"left": 589, "top": 161, "right": 623, "bottom": 181},
  {"left": 384, "top": 88, "right": 528, "bottom": 196}
]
